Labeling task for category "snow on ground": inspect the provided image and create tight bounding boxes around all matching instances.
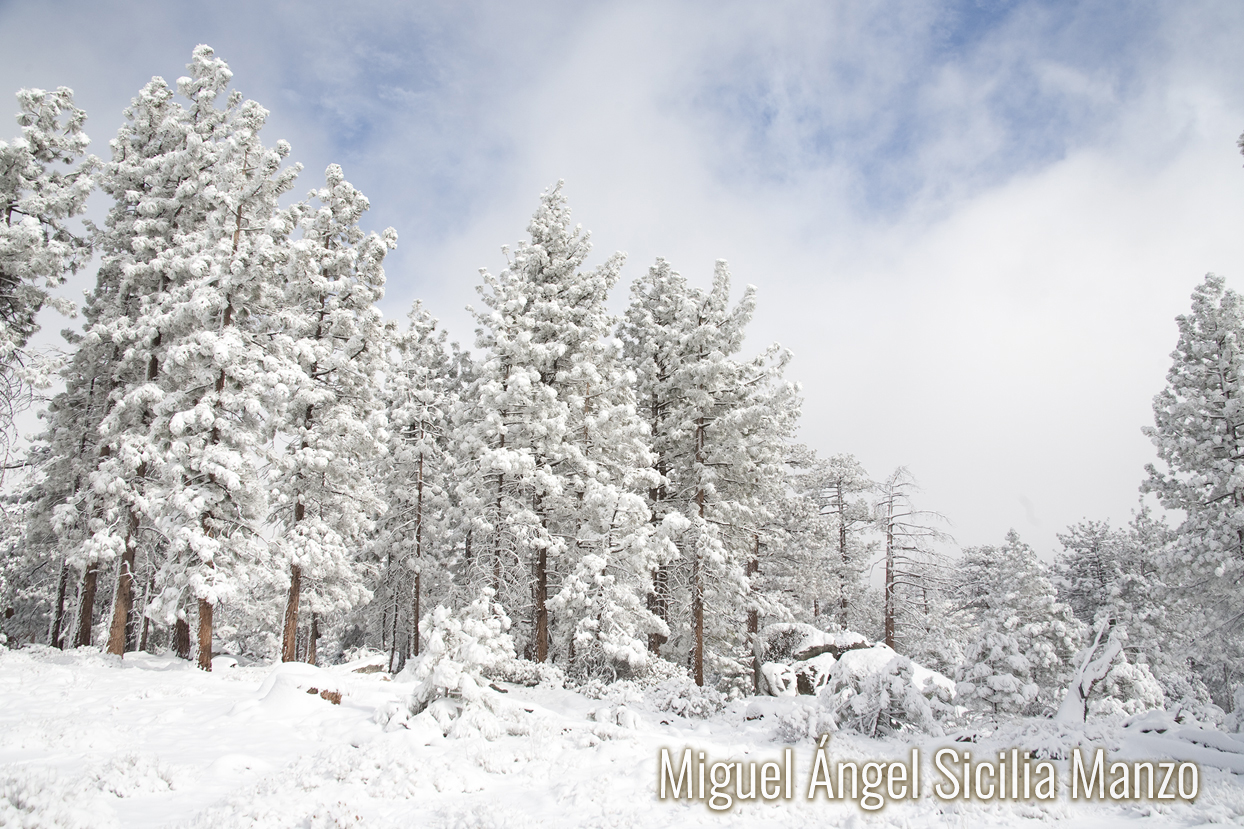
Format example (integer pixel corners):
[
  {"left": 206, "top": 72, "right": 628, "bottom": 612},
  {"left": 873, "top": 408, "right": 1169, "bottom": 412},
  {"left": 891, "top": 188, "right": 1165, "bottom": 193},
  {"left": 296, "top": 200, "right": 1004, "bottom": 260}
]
[{"left": 3, "top": 646, "right": 1244, "bottom": 828}]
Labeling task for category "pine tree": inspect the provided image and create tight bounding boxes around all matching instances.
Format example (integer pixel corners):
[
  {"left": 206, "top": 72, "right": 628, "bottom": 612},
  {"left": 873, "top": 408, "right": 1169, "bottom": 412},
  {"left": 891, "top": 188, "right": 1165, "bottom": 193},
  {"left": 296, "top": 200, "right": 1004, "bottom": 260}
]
[
  {"left": 1142, "top": 273, "right": 1244, "bottom": 700},
  {"left": 955, "top": 530, "right": 1084, "bottom": 715},
  {"left": 373, "top": 300, "right": 456, "bottom": 672},
  {"left": 123, "top": 45, "right": 301, "bottom": 671},
  {"left": 460, "top": 183, "right": 659, "bottom": 676},
  {"left": 0, "top": 86, "right": 96, "bottom": 457},
  {"left": 273, "top": 164, "right": 394, "bottom": 665},
  {"left": 621, "top": 258, "right": 799, "bottom": 686},
  {"left": 790, "top": 450, "right": 874, "bottom": 627}
]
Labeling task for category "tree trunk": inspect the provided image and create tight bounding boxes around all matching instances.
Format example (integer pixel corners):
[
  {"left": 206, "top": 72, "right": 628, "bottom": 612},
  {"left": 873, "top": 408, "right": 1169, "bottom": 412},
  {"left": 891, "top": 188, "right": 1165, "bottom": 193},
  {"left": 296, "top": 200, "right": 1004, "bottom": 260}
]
[
  {"left": 412, "top": 572, "right": 421, "bottom": 657},
  {"left": 281, "top": 562, "right": 302, "bottom": 662},
  {"left": 746, "top": 534, "right": 760, "bottom": 635},
  {"left": 175, "top": 614, "right": 191, "bottom": 660},
  {"left": 692, "top": 549, "right": 704, "bottom": 687},
  {"left": 534, "top": 547, "right": 549, "bottom": 662},
  {"left": 692, "top": 417, "right": 706, "bottom": 687},
  {"left": 75, "top": 565, "right": 99, "bottom": 647},
  {"left": 387, "top": 589, "right": 400, "bottom": 671},
  {"left": 49, "top": 558, "right": 69, "bottom": 648},
  {"left": 884, "top": 496, "right": 895, "bottom": 651},
  {"left": 412, "top": 453, "right": 424, "bottom": 658},
  {"left": 106, "top": 509, "right": 140, "bottom": 656},
  {"left": 837, "top": 488, "right": 849, "bottom": 628},
  {"left": 139, "top": 574, "right": 155, "bottom": 652},
  {"left": 197, "top": 599, "right": 213, "bottom": 671},
  {"left": 306, "top": 612, "right": 319, "bottom": 665},
  {"left": 647, "top": 563, "right": 669, "bottom": 655}
]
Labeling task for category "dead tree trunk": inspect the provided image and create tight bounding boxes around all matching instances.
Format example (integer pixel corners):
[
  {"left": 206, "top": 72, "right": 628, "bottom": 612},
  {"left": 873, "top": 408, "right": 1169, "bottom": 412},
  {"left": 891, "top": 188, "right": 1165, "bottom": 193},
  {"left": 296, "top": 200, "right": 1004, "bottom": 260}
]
[{"left": 883, "top": 495, "right": 896, "bottom": 651}]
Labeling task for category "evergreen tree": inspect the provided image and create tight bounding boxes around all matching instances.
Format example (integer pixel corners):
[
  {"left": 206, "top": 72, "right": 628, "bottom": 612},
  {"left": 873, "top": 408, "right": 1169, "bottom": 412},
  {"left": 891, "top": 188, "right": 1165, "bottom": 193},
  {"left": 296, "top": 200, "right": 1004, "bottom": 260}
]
[
  {"left": 272, "top": 164, "right": 394, "bottom": 665},
  {"left": 621, "top": 258, "right": 799, "bottom": 686},
  {"left": 121, "top": 45, "right": 301, "bottom": 671},
  {"left": 955, "top": 530, "right": 1084, "bottom": 715},
  {"left": 0, "top": 86, "right": 96, "bottom": 456},
  {"left": 1143, "top": 273, "right": 1244, "bottom": 702},
  {"left": 791, "top": 450, "right": 875, "bottom": 627},
  {"left": 460, "top": 183, "right": 659, "bottom": 676},
  {"left": 373, "top": 300, "right": 457, "bottom": 672}
]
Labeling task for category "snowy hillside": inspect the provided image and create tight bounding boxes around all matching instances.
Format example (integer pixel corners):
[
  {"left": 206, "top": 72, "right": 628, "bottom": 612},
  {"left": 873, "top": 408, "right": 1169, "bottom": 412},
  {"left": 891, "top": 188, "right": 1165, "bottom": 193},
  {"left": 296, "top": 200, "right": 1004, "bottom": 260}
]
[{"left": 4, "top": 647, "right": 1244, "bottom": 828}]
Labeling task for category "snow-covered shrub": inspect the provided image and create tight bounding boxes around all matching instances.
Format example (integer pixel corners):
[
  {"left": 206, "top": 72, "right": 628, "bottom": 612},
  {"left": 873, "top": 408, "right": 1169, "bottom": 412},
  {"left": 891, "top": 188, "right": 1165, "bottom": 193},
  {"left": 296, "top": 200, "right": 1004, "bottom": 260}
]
[
  {"left": 1089, "top": 657, "right": 1165, "bottom": 717},
  {"left": 644, "top": 666, "right": 726, "bottom": 719},
  {"left": 386, "top": 594, "right": 530, "bottom": 739},
  {"left": 956, "top": 628, "right": 1039, "bottom": 715},
  {"left": 772, "top": 699, "right": 836, "bottom": 743},
  {"left": 820, "top": 646, "right": 953, "bottom": 737},
  {"left": 1223, "top": 685, "right": 1244, "bottom": 733},
  {"left": 484, "top": 657, "right": 566, "bottom": 689}
]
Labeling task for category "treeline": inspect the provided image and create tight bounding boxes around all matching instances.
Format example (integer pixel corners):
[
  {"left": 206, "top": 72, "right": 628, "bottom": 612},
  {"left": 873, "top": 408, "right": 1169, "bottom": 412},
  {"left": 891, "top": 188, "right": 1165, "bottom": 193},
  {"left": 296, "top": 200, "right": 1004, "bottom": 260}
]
[{"left": 0, "top": 46, "right": 1241, "bottom": 720}]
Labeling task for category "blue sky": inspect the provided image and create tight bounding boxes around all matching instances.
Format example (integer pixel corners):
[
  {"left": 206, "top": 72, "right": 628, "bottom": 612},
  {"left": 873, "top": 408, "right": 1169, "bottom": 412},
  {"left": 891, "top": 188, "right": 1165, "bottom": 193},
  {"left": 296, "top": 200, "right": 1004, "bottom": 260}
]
[{"left": 3, "top": 0, "right": 1244, "bottom": 555}]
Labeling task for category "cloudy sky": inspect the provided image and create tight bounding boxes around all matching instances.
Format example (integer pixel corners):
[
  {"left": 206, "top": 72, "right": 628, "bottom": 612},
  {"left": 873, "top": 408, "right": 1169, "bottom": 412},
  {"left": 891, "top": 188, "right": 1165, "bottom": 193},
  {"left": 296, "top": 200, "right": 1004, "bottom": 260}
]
[{"left": 2, "top": 0, "right": 1243, "bottom": 556}]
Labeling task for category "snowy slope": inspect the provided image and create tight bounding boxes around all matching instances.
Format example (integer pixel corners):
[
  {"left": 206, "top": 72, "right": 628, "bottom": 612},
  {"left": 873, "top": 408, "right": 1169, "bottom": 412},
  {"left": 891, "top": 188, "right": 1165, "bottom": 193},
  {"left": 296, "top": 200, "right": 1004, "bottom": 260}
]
[{"left": 3, "top": 646, "right": 1244, "bottom": 828}]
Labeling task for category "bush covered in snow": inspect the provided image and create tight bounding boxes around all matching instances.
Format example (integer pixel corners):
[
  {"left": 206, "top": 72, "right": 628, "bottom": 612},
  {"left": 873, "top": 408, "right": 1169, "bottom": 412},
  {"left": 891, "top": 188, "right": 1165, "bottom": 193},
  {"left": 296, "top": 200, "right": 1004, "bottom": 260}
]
[
  {"left": 381, "top": 594, "right": 533, "bottom": 739},
  {"left": 819, "top": 645, "right": 954, "bottom": 737}
]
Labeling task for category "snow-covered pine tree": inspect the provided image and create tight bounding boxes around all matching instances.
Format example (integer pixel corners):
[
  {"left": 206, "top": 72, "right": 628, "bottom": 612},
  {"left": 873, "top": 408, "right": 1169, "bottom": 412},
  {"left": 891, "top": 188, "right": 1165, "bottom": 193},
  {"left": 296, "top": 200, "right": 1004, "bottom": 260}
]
[
  {"left": 272, "top": 164, "right": 394, "bottom": 666},
  {"left": 790, "top": 450, "right": 875, "bottom": 627},
  {"left": 955, "top": 530, "right": 1084, "bottom": 715},
  {"left": 459, "top": 183, "right": 659, "bottom": 676},
  {"left": 86, "top": 71, "right": 229, "bottom": 659},
  {"left": 19, "top": 313, "right": 117, "bottom": 650},
  {"left": 619, "top": 258, "right": 693, "bottom": 657},
  {"left": 372, "top": 300, "right": 456, "bottom": 672},
  {"left": 1143, "top": 274, "right": 1244, "bottom": 703},
  {"left": 0, "top": 86, "right": 96, "bottom": 457},
  {"left": 121, "top": 46, "right": 301, "bottom": 670},
  {"left": 621, "top": 258, "right": 799, "bottom": 686}
]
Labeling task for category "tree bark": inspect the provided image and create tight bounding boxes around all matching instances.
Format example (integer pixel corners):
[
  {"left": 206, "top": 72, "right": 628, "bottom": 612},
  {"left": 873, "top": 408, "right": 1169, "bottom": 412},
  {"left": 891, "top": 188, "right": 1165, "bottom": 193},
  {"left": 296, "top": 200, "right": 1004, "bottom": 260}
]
[
  {"left": 281, "top": 562, "right": 302, "bottom": 662},
  {"left": 197, "top": 599, "right": 213, "bottom": 671},
  {"left": 647, "top": 564, "right": 669, "bottom": 655},
  {"left": 74, "top": 565, "right": 99, "bottom": 647},
  {"left": 139, "top": 574, "right": 154, "bottom": 652},
  {"left": 306, "top": 612, "right": 318, "bottom": 666},
  {"left": 412, "top": 572, "right": 421, "bottom": 657},
  {"left": 106, "top": 509, "right": 140, "bottom": 656},
  {"left": 884, "top": 495, "right": 896, "bottom": 651},
  {"left": 49, "top": 558, "right": 69, "bottom": 648},
  {"left": 175, "top": 614, "right": 191, "bottom": 660},
  {"left": 534, "top": 547, "right": 549, "bottom": 662},
  {"left": 692, "top": 416, "right": 706, "bottom": 687}
]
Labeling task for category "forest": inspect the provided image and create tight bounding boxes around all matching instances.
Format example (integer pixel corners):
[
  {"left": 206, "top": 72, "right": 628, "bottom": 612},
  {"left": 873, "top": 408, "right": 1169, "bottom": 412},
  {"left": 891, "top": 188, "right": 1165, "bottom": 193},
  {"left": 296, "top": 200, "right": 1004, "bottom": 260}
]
[{"left": 2, "top": 44, "right": 1244, "bottom": 745}]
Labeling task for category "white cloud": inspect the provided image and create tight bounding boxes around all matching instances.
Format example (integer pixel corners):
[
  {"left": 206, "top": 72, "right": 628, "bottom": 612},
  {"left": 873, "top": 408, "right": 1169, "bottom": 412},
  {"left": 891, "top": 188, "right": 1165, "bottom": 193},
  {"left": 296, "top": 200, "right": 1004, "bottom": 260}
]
[{"left": 3, "top": 0, "right": 1244, "bottom": 557}]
